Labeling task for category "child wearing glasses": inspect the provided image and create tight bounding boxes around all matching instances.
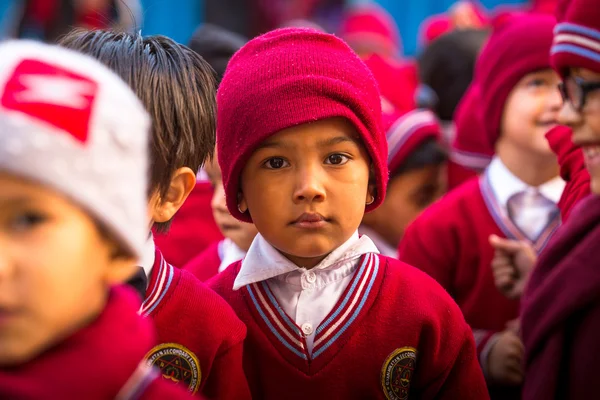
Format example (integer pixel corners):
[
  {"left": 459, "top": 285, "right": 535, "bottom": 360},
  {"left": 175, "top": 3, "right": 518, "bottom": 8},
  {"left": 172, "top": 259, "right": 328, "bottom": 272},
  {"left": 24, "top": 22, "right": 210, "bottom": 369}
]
[
  {"left": 399, "top": 14, "right": 564, "bottom": 396},
  {"left": 520, "top": 0, "right": 600, "bottom": 398}
]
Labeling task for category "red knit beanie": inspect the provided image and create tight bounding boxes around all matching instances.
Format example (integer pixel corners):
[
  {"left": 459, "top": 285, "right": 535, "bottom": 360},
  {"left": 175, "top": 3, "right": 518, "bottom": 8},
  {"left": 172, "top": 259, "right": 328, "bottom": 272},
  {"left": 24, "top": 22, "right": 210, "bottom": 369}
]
[
  {"left": 363, "top": 54, "right": 418, "bottom": 115},
  {"left": 386, "top": 109, "right": 442, "bottom": 174},
  {"left": 340, "top": 3, "right": 402, "bottom": 58},
  {"left": 217, "top": 28, "right": 387, "bottom": 222},
  {"left": 450, "top": 83, "right": 493, "bottom": 171},
  {"left": 476, "top": 14, "right": 555, "bottom": 149},
  {"left": 551, "top": 0, "right": 600, "bottom": 78}
]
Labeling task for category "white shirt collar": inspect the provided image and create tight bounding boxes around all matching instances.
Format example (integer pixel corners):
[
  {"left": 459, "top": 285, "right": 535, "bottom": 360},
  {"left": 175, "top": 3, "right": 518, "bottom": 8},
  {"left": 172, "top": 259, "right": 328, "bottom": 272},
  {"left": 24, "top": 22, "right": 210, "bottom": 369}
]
[
  {"left": 358, "top": 225, "right": 397, "bottom": 258},
  {"left": 218, "top": 238, "right": 247, "bottom": 273},
  {"left": 139, "top": 235, "right": 155, "bottom": 280},
  {"left": 487, "top": 156, "right": 565, "bottom": 208},
  {"left": 233, "top": 231, "right": 379, "bottom": 290}
]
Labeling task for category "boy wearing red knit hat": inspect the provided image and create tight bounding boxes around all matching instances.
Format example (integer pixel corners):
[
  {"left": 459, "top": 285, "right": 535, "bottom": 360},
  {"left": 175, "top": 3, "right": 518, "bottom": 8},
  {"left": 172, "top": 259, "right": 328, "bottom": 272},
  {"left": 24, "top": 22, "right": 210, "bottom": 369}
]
[
  {"left": 0, "top": 40, "right": 195, "bottom": 399},
  {"left": 59, "top": 30, "right": 250, "bottom": 399},
  {"left": 360, "top": 109, "right": 447, "bottom": 257},
  {"left": 209, "top": 27, "right": 487, "bottom": 399},
  {"left": 399, "top": 14, "right": 564, "bottom": 395},
  {"left": 519, "top": 0, "right": 600, "bottom": 397}
]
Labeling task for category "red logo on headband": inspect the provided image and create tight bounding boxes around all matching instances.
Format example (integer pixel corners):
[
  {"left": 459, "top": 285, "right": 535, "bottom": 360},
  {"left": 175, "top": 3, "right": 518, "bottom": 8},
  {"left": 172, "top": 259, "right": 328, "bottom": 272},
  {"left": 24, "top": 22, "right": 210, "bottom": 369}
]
[{"left": 1, "top": 59, "right": 98, "bottom": 143}]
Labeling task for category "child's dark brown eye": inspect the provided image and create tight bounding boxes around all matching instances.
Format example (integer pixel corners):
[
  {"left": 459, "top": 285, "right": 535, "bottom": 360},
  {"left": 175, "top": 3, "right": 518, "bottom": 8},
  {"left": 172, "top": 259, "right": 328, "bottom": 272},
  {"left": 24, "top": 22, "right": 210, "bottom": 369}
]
[
  {"left": 10, "top": 212, "right": 48, "bottom": 232},
  {"left": 265, "top": 157, "right": 288, "bottom": 169},
  {"left": 325, "top": 154, "right": 349, "bottom": 165}
]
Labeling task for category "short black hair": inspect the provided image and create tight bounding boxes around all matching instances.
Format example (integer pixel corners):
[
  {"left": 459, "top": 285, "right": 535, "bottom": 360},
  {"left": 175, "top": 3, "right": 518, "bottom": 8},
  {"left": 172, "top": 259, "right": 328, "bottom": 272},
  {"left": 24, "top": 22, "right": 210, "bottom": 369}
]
[
  {"left": 188, "top": 24, "right": 246, "bottom": 83},
  {"left": 418, "top": 28, "right": 489, "bottom": 121},
  {"left": 392, "top": 138, "right": 448, "bottom": 179},
  {"left": 59, "top": 29, "right": 217, "bottom": 233}
]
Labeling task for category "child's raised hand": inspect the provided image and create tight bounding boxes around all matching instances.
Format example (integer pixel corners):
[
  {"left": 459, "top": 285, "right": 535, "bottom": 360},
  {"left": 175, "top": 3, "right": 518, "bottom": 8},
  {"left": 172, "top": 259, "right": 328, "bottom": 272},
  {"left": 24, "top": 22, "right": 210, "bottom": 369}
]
[
  {"left": 489, "top": 235, "right": 537, "bottom": 299},
  {"left": 487, "top": 329, "right": 525, "bottom": 386}
]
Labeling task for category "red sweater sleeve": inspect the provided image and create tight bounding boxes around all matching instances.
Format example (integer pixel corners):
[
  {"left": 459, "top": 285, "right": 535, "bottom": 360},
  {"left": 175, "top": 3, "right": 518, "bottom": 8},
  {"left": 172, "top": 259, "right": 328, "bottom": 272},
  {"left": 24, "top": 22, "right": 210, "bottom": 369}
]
[
  {"left": 202, "top": 340, "right": 250, "bottom": 400},
  {"left": 546, "top": 126, "right": 590, "bottom": 221}
]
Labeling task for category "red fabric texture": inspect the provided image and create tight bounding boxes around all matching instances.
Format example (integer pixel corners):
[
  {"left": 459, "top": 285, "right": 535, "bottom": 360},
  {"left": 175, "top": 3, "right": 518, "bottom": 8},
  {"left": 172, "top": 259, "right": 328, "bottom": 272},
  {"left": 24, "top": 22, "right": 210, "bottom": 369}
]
[
  {"left": 217, "top": 28, "right": 387, "bottom": 222},
  {"left": 385, "top": 109, "right": 441, "bottom": 174},
  {"left": 143, "top": 248, "right": 250, "bottom": 399},
  {"left": 522, "top": 194, "right": 600, "bottom": 399},
  {"left": 339, "top": 3, "right": 402, "bottom": 57},
  {"left": 449, "top": 83, "right": 493, "bottom": 190},
  {"left": 550, "top": 0, "right": 600, "bottom": 77},
  {"left": 398, "top": 178, "right": 520, "bottom": 333},
  {"left": 476, "top": 14, "right": 555, "bottom": 148},
  {"left": 184, "top": 240, "right": 222, "bottom": 282},
  {"left": 0, "top": 286, "right": 195, "bottom": 399},
  {"left": 209, "top": 255, "right": 488, "bottom": 399},
  {"left": 154, "top": 181, "right": 223, "bottom": 268},
  {"left": 419, "top": 15, "right": 453, "bottom": 45},
  {"left": 545, "top": 125, "right": 590, "bottom": 221},
  {"left": 363, "top": 54, "right": 418, "bottom": 115}
]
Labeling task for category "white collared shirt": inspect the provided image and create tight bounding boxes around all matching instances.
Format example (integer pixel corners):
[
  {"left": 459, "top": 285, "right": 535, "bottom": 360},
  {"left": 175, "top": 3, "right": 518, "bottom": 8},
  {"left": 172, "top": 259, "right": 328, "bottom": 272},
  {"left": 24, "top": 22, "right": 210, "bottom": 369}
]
[
  {"left": 140, "top": 235, "right": 156, "bottom": 282},
  {"left": 218, "top": 238, "right": 247, "bottom": 273},
  {"left": 358, "top": 225, "right": 398, "bottom": 258},
  {"left": 487, "top": 157, "right": 565, "bottom": 238},
  {"left": 233, "top": 231, "right": 379, "bottom": 354}
]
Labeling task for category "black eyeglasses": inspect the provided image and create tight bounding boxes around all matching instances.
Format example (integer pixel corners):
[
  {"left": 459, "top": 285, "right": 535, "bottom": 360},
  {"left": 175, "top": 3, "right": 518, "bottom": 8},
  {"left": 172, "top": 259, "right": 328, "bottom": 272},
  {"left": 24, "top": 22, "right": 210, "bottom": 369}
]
[{"left": 558, "top": 76, "right": 600, "bottom": 112}]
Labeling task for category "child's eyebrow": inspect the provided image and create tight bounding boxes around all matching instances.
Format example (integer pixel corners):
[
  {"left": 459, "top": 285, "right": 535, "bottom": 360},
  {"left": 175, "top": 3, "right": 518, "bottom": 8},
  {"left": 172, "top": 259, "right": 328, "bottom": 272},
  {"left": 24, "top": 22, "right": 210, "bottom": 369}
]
[{"left": 317, "top": 136, "right": 361, "bottom": 147}]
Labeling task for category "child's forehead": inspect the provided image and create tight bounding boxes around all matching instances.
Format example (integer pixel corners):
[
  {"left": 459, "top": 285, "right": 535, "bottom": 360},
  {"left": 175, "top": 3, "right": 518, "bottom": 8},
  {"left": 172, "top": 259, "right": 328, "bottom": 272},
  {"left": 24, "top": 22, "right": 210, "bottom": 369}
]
[{"left": 257, "top": 117, "right": 363, "bottom": 149}]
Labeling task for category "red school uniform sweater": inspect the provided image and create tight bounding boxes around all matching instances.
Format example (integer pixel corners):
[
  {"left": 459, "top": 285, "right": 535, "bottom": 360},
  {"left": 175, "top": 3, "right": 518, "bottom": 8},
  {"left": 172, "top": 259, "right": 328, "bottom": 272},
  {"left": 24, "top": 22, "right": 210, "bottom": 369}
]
[
  {"left": 153, "top": 182, "right": 223, "bottom": 267},
  {"left": 141, "top": 248, "right": 250, "bottom": 399},
  {"left": 521, "top": 194, "right": 600, "bottom": 400},
  {"left": 0, "top": 286, "right": 195, "bottom": 400},
  {"left": 398, "top": 175, "right": 560, "bottom": 355},
  {"left": 546, "top": 126, "right": 590, "bottom": 221},
  {"left": 184, "top": 240, "right": 222, "bottom": 282},
  {"left": 210, "top": 253, "right": 489, "bottom": 399}
]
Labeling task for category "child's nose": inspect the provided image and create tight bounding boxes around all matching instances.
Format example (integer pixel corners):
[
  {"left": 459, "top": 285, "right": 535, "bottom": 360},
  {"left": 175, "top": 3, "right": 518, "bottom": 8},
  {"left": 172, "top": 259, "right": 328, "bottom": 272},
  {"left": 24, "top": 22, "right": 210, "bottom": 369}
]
[
  {"left": 293, "top": 166, "right": 326, "bottom": 203},
  {"left": 557, "top": 101, "right": 582, "bottom": 127}
]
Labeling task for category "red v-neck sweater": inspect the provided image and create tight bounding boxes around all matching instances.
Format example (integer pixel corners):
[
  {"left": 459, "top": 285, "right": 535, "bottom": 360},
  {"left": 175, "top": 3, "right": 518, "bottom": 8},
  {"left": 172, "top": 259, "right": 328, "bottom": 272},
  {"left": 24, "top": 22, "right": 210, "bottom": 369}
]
[
  {"left": 141, "top": 248, "right": 250, "bottom": 399},
  {"left": 184, "top": 240, "right": 222, "bottom": 282},
  {"left": 0, "top": 286, "right": 195, "bottom": 399},
  {"left": 209, "top": 254, "right": 488, "bottom": 399}
]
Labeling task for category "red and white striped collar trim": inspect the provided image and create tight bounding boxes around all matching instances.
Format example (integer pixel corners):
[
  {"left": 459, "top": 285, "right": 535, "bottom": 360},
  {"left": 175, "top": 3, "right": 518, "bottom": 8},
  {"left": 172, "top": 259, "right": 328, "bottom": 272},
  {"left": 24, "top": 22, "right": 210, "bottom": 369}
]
[{"left": 139, "top": 249, "right": 174, "bottom": 317}]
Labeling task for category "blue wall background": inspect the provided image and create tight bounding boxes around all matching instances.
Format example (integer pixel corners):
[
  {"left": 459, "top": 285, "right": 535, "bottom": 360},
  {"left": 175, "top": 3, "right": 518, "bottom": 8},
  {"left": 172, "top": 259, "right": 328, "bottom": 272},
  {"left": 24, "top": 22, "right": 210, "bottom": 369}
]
[{"left": 0, "top": 0, "right": 526, "bottom": 55}]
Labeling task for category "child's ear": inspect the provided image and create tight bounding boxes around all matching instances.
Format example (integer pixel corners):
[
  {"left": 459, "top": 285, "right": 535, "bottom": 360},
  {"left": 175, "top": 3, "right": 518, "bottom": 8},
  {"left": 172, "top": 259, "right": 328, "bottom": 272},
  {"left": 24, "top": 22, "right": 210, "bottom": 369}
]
[
  {"left": 151, "top": 167, "right": 197, "bottom": 223},
  {"left": 238, "top": 191, "right": 249, "bottom": 214},
  {"left": 366, "top": 165, "right": 377, "bottom": 205}
]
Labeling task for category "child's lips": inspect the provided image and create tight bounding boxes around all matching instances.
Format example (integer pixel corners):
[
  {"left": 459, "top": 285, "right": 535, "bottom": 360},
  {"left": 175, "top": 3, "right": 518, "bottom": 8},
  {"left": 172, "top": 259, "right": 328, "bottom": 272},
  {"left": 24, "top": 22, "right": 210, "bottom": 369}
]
[
  {"left": 291, "top": 212, "right": 328, "bottom": 229},
  {"left": 582, "top": 145, "right": 600, "bottom": 169}
]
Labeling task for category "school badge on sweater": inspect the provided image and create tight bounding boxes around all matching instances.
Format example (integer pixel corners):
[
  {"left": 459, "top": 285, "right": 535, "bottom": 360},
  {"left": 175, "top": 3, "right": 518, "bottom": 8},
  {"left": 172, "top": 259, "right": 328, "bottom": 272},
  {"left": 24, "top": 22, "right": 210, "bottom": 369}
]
[
  {"left": 381, "top": 347, "right": 417, "bottom": 400},
  {"left": 145, "top": 343, "right": 201, "bottom": 394}
]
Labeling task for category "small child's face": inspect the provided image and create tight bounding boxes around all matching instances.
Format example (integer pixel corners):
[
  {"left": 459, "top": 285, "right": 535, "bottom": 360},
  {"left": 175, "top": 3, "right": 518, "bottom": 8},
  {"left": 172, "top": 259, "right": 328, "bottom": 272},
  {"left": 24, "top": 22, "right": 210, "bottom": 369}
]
[
  {"left": 364, "top": 163, "right": 447, "bottom": 248},
  {"left": 500, "top": 68, "right": 562, "bottom": 157},
  {"left": 0, "top": 173, "right": 135, "bottom": 366},
  {"left": 239, "top": 117, "right": 373, "bottom": 268},
  {"left": 205, "top": 156, "right": 258, "bottom": 252},
  {"left": 558, "top": 67, "right": 600, "bottom": 195}
]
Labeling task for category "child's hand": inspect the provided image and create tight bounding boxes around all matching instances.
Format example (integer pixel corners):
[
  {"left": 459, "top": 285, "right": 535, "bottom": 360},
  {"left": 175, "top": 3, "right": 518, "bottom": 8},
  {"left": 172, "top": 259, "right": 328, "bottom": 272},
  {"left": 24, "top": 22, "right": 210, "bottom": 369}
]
[
  {"left": 489, "top": 235, "right": 537, "bottom": 299},
  {"left": 487, "top": 330, "right": 524, "bottom": 386}
]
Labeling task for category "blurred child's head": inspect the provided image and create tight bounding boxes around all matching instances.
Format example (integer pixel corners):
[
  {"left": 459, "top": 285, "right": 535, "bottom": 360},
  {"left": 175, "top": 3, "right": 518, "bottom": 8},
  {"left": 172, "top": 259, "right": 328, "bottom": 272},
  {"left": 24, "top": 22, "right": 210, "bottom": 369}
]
[
  {"left": 476, "top": 15, "right": 561, "bottom": 163},
  {"left": 418, "top": 28, "right": 489, "bottom": 122},
  {"left": 0, "top": 41, "right": 150, "bottom": 365},
  {"left": 205, "top": 151, "right": 257, "bottom": 252},
  {"left": 216, "top": 28, "right": 387, "bottom": 268},
  {"left": 188, "top": 24, "right": 247, "bottom": 83},
  {"left": 362, "top": 110, "right": 447, "bottom": 247},
  {"left": 551, "top": 0, "right": 600, "bottom": 193},
  {"left": 340, "top": 3, "right": 402, "bottom": 59},
  {"left": 59, "top": 30, "right": 217, "bottom": 233}
]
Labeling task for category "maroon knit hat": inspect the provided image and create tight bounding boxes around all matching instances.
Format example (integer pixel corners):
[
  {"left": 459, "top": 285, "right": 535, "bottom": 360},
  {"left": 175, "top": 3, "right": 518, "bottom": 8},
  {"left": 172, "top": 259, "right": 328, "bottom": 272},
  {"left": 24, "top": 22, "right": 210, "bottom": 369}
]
[
  {"left": 217, "top": 28, "right": 387, "bottom": 222},
  {"left": 551, "top": 0, "right": 600, "bottom": 78},
  {"left": 476, "top": 14, "right": 555, "bottom": 148}
]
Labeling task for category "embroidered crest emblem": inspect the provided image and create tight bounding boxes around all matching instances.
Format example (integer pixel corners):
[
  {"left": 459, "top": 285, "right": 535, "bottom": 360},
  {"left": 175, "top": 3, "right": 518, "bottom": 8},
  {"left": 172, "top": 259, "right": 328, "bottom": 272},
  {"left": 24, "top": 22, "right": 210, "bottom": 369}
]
[
  {"left": 145, "top": 343, "right": 201, "bottom": 394},
  {"left": 381, "top": 347, "right": 417, "bottom": 400}
]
